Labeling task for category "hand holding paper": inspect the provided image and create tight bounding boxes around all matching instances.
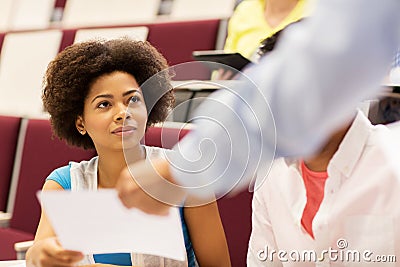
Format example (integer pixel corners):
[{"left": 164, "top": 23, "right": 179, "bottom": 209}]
[{"left": 37, "top": 189, "right": 186, "bottom": 261}]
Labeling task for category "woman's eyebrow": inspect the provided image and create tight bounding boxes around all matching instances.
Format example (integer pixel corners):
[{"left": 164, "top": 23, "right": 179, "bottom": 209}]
[
  {"left": 123, "top": 89, "right": 141, "bottom": 97},
  {"left": 91, "top": 89, "right": 141, "bottom": 104},
  {"left": 91, "top": 94, "right": 113, "bottom": 104}
]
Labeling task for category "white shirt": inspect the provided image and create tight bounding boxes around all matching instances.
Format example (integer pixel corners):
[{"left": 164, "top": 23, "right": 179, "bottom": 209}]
[
  {"left": 247, "top": 111, "right": 400, "bottom": 266},
  {"left": 169, "top": 0, "right": 400, "bottom": 198}
]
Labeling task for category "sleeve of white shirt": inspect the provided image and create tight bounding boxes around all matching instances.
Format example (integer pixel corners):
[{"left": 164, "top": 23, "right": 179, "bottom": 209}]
[
  {"left": 247, "top": 188, "right": 282, "bottom": 267},
  {"left": 169, "top": 0, "right": 400, "bottom": 197}
]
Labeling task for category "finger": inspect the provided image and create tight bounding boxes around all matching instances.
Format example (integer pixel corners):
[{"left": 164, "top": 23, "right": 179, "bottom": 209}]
[
  {"left": 117, "top": 179, "right": 140, "bottom": 208},
  {"left": 221, "top": 70, "right": 233, "bottom": 80},
  {"left": 118, "top": 186, "right": 170, "bottom": 215},
  {"left": 43, "top": 240, "right": 83, "bottom": 265},
  {"left": 136, "top": 196, "right": 171, "bottom": 216},
  {"left": 39, "top": 250, "right": 83, "bottom": 267},
  {"left": 117, "top": 178, "right": 170, "bottom": 215}
]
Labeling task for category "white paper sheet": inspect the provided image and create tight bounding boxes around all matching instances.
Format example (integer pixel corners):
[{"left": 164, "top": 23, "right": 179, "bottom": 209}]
[
  {"left": 0, "top": 261, "right": 26, "bottom": 267},
  {"left": 37, "top": 189, "right": 186, "bottom": 261}
]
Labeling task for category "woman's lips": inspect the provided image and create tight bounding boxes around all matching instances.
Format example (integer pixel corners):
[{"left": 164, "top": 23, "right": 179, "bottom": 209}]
[{"left": 112, "top": 126, "right": 136, "bottom": 136}]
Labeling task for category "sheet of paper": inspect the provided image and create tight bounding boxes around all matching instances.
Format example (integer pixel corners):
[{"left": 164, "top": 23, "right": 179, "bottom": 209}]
[
  {"left": 37, "top": 189, "right": 186, "bottom": 261},
  {"left": 0, "top": 261, "right": 26, "bottom": 267}
]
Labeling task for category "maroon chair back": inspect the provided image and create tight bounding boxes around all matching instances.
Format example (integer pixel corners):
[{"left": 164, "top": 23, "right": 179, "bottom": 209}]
[
  {"left": 142, "top": 126, "right": 190, "bottom": 149},
  {"left": 9, "top": 118, "right": 96, "bottom": 234},
  {"left": 0, "top": 33, "right": 5, "bottom": 54},
  {"left": 0, "top": 115, "right": 21, "bottom": 211},
  {"left": 147, "top": 19, "right": 220, "bottom": 64},
  {"left": 59, "top": 28, "right": 77, "bottom": 51},
  {"left": 147, "top": 19, "right": 220, "bottom": 80},
  {"left": 56, "top": 19, "right": 221, "bottom": 79},
  {"left": 54, "top": 0, "right": 67, "bottom": 8},
  {"left": 217, "top": 191, "right": 253, "bottom": 267}
]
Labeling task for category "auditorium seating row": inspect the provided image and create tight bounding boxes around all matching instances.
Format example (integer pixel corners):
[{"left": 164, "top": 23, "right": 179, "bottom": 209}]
[
  {"left": 0, "top": 0, "right": 236, "bottom": 32},
  {"left": 0, "top": 18, "right": 223, "bottom": 119},
  {"left": 0, "top": 115, "right": 252, "bottom": 266}
]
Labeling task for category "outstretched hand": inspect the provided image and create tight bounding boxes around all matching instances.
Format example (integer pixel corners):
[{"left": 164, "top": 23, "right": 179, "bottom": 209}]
[
  {"left": 26, "top": 237, "right": 83, "bottom": 267},
  {"left": 116, "top": 159, "right": 187, "bottom": 215}
]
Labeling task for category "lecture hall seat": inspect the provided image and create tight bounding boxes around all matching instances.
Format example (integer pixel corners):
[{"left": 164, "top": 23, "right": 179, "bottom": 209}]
[
  {"left": 0, "top": 30, "right": 63, "bottom": 118},
  {"left": 0, "top": 118, "right": 95, "bottom": 260},
  {"left": 217, "top": 191, "right": 253, "bottom": 267},
  {"left": 73, "top": 26, "right": 149, "bottom": 43},
  {"left": 0, "top": 0, "right": 55, "bottom": 32},
  {"left": 57, "top": 19, "right": 221, "bottom": 81},
  {"left": 61, "top": 0, "right": 160, "bottom": 28},
  {"left": 170, "top": 0, "right": 236, "bottom": 20},
  {"left": 0, "top": 115, "right": 21, "bottom": 212},
  {"left": 142, "top": 123, "right": 190, "bottom": 149},
  {"left": 147, "top": 19, "right": 220, "bottom": 80}
]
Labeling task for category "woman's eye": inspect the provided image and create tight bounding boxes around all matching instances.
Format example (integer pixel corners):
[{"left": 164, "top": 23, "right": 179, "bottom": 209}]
[
  {"left": 129, "top": 96, "right": 140, "bottom": 104},
  {"left": 97, "top": 101, "right": 110, "bottom": 108}
]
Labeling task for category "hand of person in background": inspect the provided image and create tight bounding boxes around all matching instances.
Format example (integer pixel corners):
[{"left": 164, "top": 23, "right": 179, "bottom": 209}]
[
  {"left": 26, "top": 237, "right": 83, "bottom": 267},
  {"left": 116, "top": 159, "right": 187, "bottom": 215},
  {"left": 211, "top": 68, "right": 235, "bottom": 80}
]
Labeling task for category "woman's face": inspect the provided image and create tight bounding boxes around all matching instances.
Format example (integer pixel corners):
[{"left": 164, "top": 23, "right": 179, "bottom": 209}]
[{"left": 76, "top": 71, "right": 148, "bottom": 152}]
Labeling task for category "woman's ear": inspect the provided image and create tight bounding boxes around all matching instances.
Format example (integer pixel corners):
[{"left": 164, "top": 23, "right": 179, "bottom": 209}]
[{"left": 75, "top": 115, "right": 86, "bottom": 135}]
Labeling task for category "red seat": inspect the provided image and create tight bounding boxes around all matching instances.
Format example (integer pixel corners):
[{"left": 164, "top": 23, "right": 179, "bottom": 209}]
[
  {"left": 59, "top": 19, "right": 221, "bottom": 80},
  {"left": 148, "top": 19, "right": 220, "bottom": 80},
  {"left": 0, "top": 115, "right": 21, "bottom": 211},
  {"left": 0, "top": 118, "right": 95, "bottom": 260},
  {"left": 0, "top": 32, "right": 5, "bottom": 51},
  {"left": 142, "top": 125, "right": 190, "bottom": 149},
  {"left": 0, "top": 228, "right": 34, "bottom": 260},
  {"left": 147, "top": 19, "right": 220, "bottom": 63},
  {"left": 217, "top": 191, "right": 253, "bottom": 267},
  {"left": 54, "top": 0, "right": 66, "bottom": 8}
]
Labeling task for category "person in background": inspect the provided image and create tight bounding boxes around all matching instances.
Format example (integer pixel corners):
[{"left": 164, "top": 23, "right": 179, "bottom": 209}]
[
  {"left": 248, "top": 110, "right": 400, "bottom": 266},
  {"left": 247, "top": 26, "right": 400, "bottom": 267},
  {"left": 214, "top": 0, "right": 307, "bottom": 80},
  {"left": 224, "top": 0, "right": 308, "bottom": 60},
  {"left": 115, "top": 0, "right": 400, "bottom": 218},
  {"left": 25, "top": 38, "right": 230, "bottom": 267}
]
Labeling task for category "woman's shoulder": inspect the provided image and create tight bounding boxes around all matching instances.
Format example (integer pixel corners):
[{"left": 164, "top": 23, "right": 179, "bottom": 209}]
[
  {"left": 48, "top": 165, "right": 70, "bottom": 178},
  {"left": 46, "top": 165, "right": 72, "bottom": 189},
  {"left": 46, "top": 156, "right": 98, "bottom": 190}
]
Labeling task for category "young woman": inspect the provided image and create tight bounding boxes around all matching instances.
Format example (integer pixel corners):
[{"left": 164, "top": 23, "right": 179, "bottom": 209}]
[{"left": 26, "top": 38, "right": 231, "bottom": 267}]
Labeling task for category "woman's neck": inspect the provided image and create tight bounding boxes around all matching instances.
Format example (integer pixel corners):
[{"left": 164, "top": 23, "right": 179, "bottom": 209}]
[
  {"left": 303, "top": 125, "right": 350, "bottom": 172},
  {"left": 96, "top": 145, "right": 145, "bottom": 188},
  {"left": 264, "top": 0, "right": 299, "bottom": 28}
]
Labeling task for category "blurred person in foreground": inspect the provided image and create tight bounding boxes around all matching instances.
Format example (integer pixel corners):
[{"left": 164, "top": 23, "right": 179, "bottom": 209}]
[{"left": 116, "top": 0, "right": 400, "bottom": 216}]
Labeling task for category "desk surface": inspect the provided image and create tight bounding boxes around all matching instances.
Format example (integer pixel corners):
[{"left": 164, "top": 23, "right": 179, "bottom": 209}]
[
  {"left": 0, "top": 261, "right": 25, "bottom": 267},
  {"left": 171, "top": 80, "right": 243, "bottom": 91}
]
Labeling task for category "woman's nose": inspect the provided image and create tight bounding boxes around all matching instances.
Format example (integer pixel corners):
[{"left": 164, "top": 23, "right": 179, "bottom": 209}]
[{"left": 114, "top": 105, "right": 132, "bottom": 122}]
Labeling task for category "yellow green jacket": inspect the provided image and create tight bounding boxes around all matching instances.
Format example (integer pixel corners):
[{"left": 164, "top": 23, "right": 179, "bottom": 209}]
[{"left": 224, "top": 0, "right": 308, "bottom": 59}]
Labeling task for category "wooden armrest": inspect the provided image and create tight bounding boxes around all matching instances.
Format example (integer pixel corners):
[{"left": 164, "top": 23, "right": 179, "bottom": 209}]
[
  {"left": 0, "top": 211, "right": 12, "bottom": 228},
  {"left": 14, "top": 240, "right": 34, "bottom": 260}
]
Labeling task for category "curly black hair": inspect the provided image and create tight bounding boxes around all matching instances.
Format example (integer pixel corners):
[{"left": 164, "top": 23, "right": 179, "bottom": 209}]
[{"left": 42, "top": 38, "right": 175, "bottom": 149}]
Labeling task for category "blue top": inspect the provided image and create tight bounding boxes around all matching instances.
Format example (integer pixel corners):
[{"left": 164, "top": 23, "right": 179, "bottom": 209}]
[{"left": 47, "top": 165, "right": 196, "bottom": 266}]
